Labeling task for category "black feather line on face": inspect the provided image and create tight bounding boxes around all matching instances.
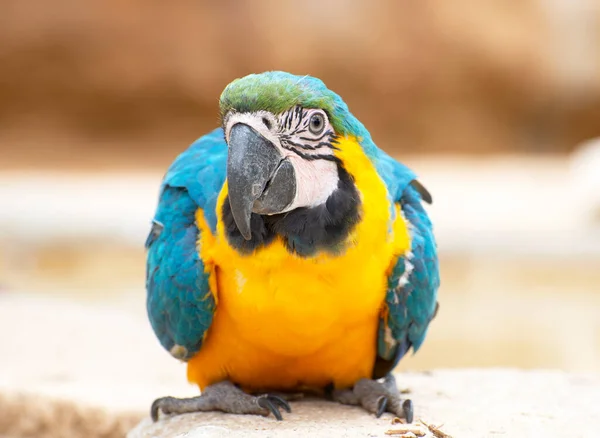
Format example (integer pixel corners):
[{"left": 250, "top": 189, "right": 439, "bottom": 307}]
[
  {"left": 281, "top": 111, "right": 290, "bottom": 133},
  {"left": 222, "top": 162, "right": 360, "bottom": 257},
  {"left": 281, "top": 137, "right": 335, "bottom": 151},
  {"left": 294, "top": 106, "right": 304, "bottom": 130},
  {"left": 280, "top": 146, "right": 340, "bottom": 162},
  {"left": 298, "top": 130, "right": 334, "bottom": 142}
]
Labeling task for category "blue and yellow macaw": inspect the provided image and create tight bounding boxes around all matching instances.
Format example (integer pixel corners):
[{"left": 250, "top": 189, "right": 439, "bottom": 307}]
[{"left": 146, "top": 72, "right": 439, "bottom": 422}]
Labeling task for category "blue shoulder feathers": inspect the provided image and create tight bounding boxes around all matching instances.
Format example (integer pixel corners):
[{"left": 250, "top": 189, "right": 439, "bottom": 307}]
[{"left": 145, "top": 128, "right": 227, "bottom": 360}]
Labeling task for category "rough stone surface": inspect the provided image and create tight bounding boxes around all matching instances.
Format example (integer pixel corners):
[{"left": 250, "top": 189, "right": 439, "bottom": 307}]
[{"left": 129, "top": 370, "right": 600, "bottom": 438}]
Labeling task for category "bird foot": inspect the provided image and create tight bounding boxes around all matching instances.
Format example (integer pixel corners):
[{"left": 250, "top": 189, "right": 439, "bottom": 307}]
[
  {"left": 330, "top": 374, "right": 414, "bottom": 422},
  {"left": 151, "top": 381, "right": 291, "bottom": 421}
]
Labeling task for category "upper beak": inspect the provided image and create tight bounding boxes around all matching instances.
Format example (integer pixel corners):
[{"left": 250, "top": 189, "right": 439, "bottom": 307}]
[{"left": 226, "top": 123, "right": 296, "bottom": 240}]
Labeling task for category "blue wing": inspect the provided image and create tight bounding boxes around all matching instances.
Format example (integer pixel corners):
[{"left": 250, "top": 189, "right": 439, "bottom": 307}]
[
  {"left": 145, "top": 128, "right": 227, "bottom": 360},
  {"left": 372, "top": 151, "right": 440, "bottom": 378}
]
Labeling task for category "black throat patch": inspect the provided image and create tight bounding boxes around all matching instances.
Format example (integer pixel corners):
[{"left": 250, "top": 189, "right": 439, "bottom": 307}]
[{"left": 221, "top": 163, "right": 361, "bottom": 257}]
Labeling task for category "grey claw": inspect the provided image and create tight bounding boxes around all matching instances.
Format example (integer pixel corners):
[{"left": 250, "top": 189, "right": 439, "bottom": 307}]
[
  {"left": 402, "top": 399, "right": 414, "bottom": 423},
  {"left": 258, "top": 395, "right": 290, "bottom": 420},
  {"left": 150, "top": 396, "right": 172, "bottom": 422},
  {"left": 150, "top": 399, "right": 161, "bottom": 422},
  {"left": 376, "top": 396, "right": 388, "bottom": 418},
  {"left": 270, "top": 395, "right": 292, "bottom": 413}
]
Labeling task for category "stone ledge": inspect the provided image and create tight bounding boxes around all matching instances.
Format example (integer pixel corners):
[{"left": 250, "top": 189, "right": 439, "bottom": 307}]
[
  {"left": 4, "top": 370, "right": 599, "bottom": 438},
  {"left": 128, "top": 369, "right": 600, "bottom": 438}
]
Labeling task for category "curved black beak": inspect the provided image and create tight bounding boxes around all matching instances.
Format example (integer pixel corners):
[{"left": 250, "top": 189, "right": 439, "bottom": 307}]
[{"left": 226, "top": 123, "right": 296, "bottom": 240}]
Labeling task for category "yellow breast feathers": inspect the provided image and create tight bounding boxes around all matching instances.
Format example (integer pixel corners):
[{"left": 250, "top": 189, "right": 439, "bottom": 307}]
[{"left": 187, "top": 135, "right": 411, "bottom": 391}]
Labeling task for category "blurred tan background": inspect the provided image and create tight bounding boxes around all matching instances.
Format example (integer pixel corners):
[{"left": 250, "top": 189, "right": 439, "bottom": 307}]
[{"left": 1, "top": 0, "right": 599, "bottom": 376}]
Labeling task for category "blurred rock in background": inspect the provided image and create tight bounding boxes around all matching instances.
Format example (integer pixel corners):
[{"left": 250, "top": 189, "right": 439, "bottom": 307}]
[{"left": 1, "top": 0, "right": 599, "bottom": 169}]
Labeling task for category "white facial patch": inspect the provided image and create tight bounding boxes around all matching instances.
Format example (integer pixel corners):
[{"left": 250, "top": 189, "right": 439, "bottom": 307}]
[
  {"left": 223, "top": 108, "right": 340, "bottom": 212},
  {"left": 285, "top": 154, "right": 338, "bottom": 210}
]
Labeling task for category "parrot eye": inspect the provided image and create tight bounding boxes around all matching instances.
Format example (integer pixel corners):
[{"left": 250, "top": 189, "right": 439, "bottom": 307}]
[{"left": 308, "top": 112, "right": 326, "bottom": 135}]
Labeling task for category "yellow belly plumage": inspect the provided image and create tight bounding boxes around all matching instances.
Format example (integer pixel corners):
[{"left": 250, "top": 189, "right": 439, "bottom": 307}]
[{"left": 187, "top": 136, "right": 410, "bottom": 391}]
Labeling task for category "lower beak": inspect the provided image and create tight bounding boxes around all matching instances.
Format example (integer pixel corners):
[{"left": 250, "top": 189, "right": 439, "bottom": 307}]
[{"left": 226, "top": 123, "right": 296, "bottom": 240}]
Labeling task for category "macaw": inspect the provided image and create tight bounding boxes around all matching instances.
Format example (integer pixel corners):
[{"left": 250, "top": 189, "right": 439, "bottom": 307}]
[{"left": 146, "top": 71, "right": 439, "bottom": 423}]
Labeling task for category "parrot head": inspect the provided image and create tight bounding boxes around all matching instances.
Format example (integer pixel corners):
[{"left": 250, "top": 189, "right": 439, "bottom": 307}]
[{"left": 220, "top": 71, "right": 369, "bottom": 241}]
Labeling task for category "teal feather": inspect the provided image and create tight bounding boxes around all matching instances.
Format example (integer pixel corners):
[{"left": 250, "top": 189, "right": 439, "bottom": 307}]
[
  {"left": 146, "top": 128, "right": 226, "bottom": 360},
  {"left": 373, "top": 163, "right": 440, "bottom": 378}
]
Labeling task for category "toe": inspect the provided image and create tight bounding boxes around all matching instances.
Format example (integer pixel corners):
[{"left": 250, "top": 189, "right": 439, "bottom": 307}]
[
  {"left": 354, "top": 379, "right": 392, "bottom": 415},
  {"left": 331, "top": 377, "right": 416, "bottom": 421}
]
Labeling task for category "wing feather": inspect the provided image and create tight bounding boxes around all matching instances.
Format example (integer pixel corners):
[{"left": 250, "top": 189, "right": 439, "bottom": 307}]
[
  {"left": 145, "top": 128, "right": 227, "bottom": 360},
  {"left": 373, "top": 153, "right": 440, "bottom": 378}
]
